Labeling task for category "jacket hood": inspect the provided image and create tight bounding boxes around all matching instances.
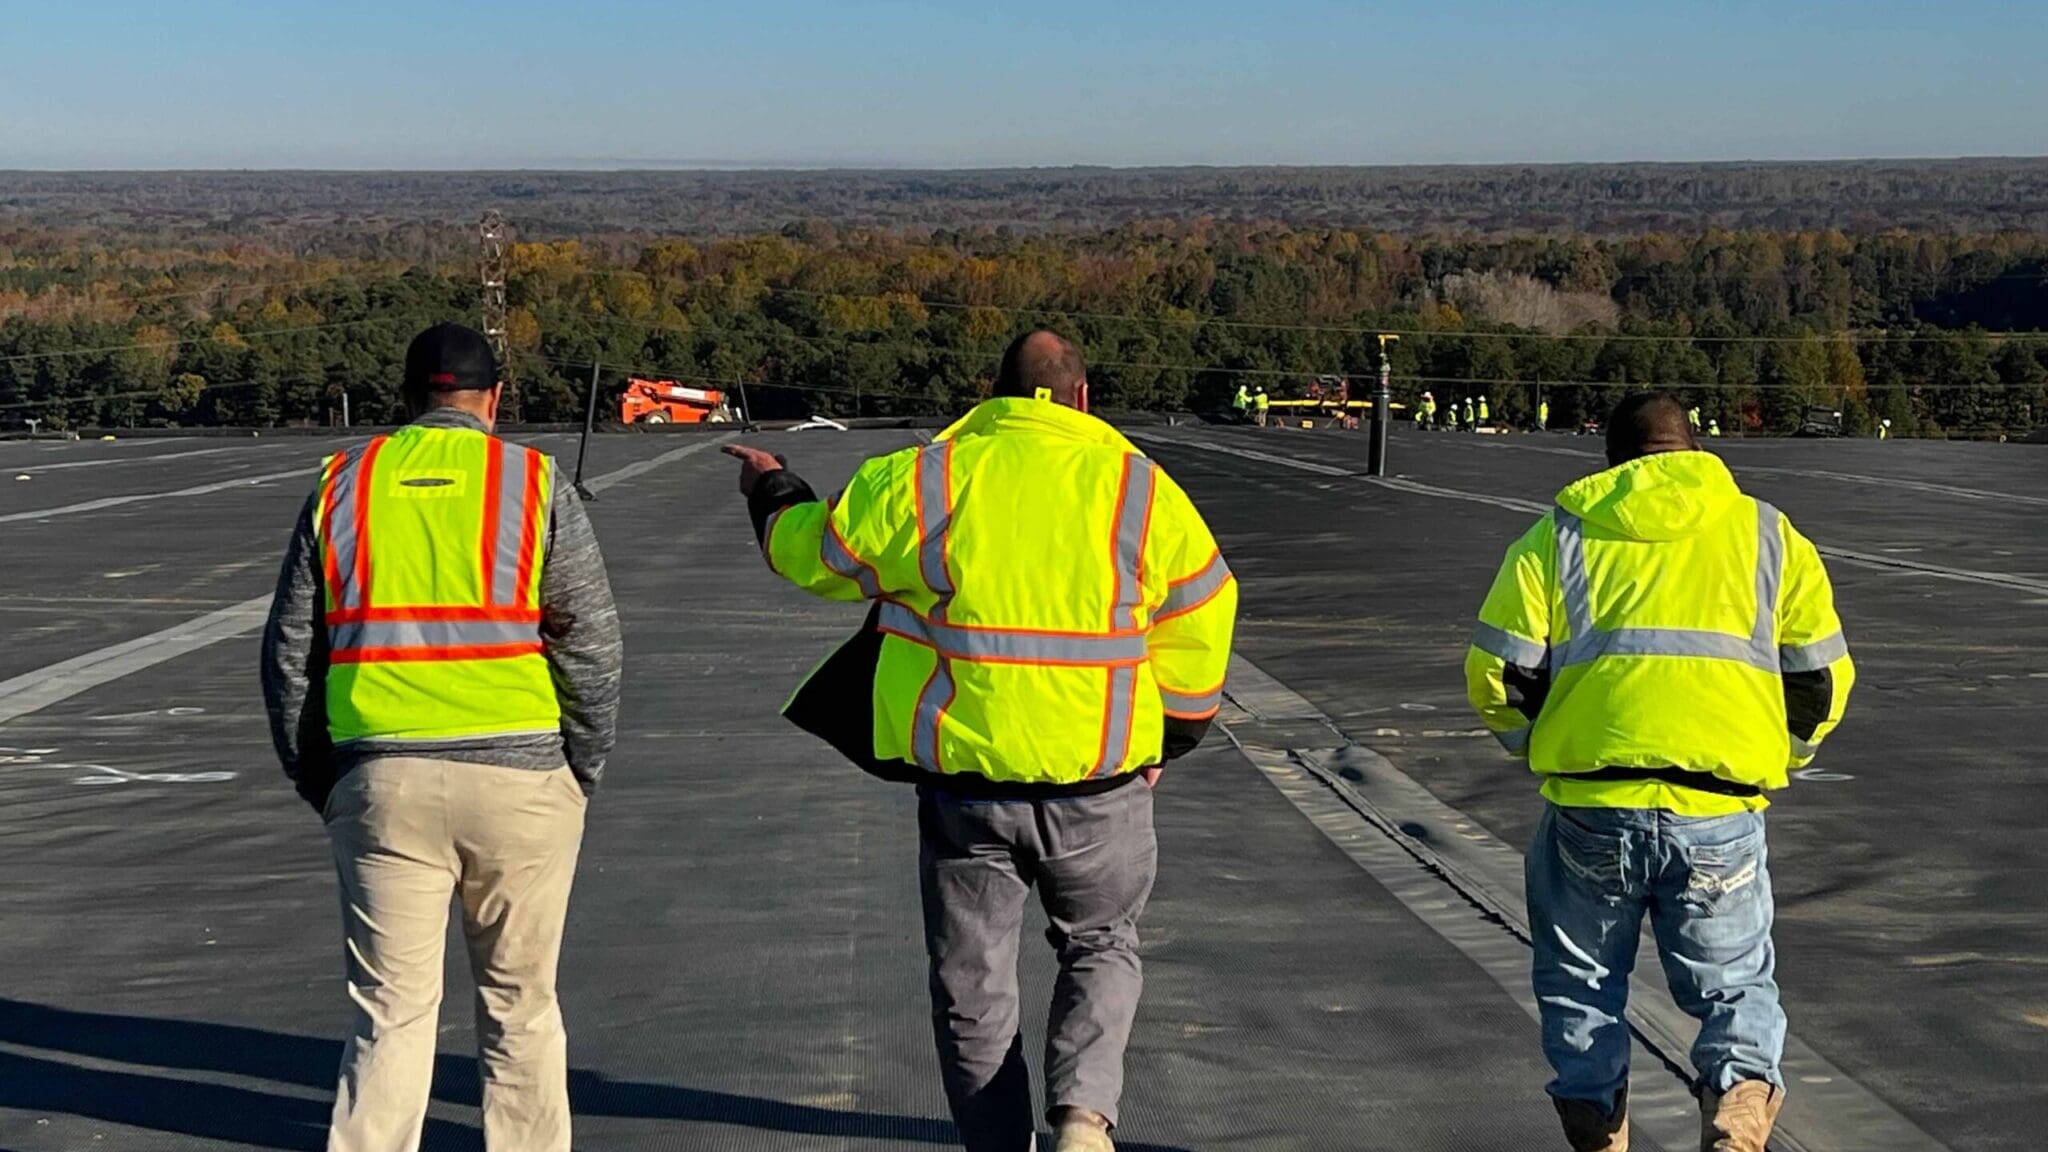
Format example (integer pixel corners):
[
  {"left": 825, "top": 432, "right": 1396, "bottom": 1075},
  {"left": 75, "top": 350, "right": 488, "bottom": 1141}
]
[
  {"left": 1555, "top": 450, "right": 1744, "bottom": 541},
  {"left": 936, "top": 397, "right": 1143, "bottom": 455}
]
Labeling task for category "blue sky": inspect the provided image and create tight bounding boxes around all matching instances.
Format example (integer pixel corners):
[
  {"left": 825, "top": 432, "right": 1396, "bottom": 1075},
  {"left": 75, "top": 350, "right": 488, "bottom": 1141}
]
[{"left": 5, "top": 0, "right": 2045, "bottom": 168}]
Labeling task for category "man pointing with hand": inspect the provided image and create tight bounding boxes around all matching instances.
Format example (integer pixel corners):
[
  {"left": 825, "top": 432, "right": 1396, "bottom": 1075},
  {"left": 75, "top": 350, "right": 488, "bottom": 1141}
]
[{"left": 726, "top": 330, "right": 1237, "bottom": 1152}]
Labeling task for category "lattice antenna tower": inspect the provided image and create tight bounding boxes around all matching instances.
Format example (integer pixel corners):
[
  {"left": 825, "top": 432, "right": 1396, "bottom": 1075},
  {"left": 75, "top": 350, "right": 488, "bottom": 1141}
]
[{"left": 479, "top": 209, "right": 515, "bottom": 419}]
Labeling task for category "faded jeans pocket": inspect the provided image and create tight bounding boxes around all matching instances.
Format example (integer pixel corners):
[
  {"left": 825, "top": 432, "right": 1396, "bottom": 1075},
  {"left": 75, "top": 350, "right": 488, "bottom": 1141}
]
[
  {"left": 1550, "top": 807, "right": 1628, "bottom": 897},
  {"left": 1673, "top": 816, "right": 1766, "bottom": 917}
]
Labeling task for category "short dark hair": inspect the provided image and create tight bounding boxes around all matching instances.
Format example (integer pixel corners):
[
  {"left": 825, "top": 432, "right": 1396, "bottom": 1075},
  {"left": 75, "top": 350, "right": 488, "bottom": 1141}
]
[
  {"left": 993, "top": 330, "right": 1087, "bottom": 406},
  {"left": 1605, "top": 391, "right": 1698, "bottom": 466}
]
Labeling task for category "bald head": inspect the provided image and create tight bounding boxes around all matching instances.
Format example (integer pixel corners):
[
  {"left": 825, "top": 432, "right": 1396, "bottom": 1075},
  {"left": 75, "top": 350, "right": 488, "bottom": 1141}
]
[
  {"left": 1606, "top": 392, "right": 1699, "bottom": 467},
  {"left": 994, "top": 330, "right": 1088, "bottom": 410}
]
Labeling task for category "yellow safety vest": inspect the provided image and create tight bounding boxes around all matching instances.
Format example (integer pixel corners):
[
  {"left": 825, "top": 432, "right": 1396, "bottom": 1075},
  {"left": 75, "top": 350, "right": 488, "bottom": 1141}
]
[
  {"left": 1465, "top": 451, "right": 1854, "bottom": 816},
  {"left": 764, "top": 398, "right": 1238, "bottom": 785},
  {"left": 313, "top": 423, "right": 560, "bottom": 744},
  {"left": 1254, "top": 392, "right": 1270, "bottom": 410}
]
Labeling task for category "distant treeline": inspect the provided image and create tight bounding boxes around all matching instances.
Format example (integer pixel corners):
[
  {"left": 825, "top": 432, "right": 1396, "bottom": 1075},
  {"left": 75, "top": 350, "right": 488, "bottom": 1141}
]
[
  {"left": 3, "top": 221, "right": 2045, "bottom": 437},
  {"left": 6, "top": 160, "right": 2048, "bottom": 243}
]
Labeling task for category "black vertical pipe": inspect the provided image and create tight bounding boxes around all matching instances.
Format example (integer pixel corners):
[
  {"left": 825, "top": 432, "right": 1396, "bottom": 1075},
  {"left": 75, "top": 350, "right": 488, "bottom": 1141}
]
[{"left": 574, "top": 358, "right": 600, "bottom": 500}]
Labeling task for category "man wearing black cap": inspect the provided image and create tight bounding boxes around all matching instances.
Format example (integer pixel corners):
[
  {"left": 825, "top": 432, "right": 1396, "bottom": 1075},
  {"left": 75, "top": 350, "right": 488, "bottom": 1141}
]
[{"left": 262, "top": 323, "right": 622, "bottom": 1152}]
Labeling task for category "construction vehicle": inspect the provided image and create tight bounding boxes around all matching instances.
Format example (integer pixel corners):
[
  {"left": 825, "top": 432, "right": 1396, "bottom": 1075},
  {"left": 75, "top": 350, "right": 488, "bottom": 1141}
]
[
  {"left": 619, "top": 377, "right": 734, "bottom": 425},
  {"left": 1796, "top": 404, "right": 1845, "bottom": 437}
]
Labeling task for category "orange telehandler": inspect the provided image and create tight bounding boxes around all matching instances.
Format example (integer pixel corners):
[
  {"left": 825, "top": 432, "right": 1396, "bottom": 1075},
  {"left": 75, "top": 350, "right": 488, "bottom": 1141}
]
[{"left": 618, "top": 377, "right": 734, "bottom": 424}]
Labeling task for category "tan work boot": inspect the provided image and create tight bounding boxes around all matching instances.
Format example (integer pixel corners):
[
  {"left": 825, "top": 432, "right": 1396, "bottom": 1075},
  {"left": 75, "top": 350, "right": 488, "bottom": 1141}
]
[
  {"left": 1050, "top": 1107, "right": 1115, "bottom": 1152},
  {"left": 1553, "top": 1086, "right": 1629, "bottom": 1152},
  {"left": 1700, "top": 1081, "right": 1784, "bottom": 1152}
]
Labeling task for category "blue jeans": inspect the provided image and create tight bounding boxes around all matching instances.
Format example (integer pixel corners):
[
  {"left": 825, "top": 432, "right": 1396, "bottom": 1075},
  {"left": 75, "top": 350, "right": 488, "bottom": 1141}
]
[{"left": 1525, "top": 802, "right": 1786, "bottom": 1110}]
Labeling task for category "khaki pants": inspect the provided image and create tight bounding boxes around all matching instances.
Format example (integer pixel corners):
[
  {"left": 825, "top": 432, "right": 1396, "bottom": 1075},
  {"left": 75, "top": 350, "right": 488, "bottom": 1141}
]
[{"left": 323, "top": 757, "right": 587, "bottom": 1152}]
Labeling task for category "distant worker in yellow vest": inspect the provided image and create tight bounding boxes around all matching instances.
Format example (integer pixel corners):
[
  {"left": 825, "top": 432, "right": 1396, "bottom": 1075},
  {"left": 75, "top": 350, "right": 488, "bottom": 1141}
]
[
  {"left": 1254, "top": 385, "right": 1271, "bottom": 427},
  {"left": 1467, "top": 393, "right": 1853, "bottom": 1152},
  {"left": 261, "top": 323, "right": 622, "bottom": 1152},
  {"left": 1232, "top": 384, "right": 1250, "bottom": 420},
  {"left": 1689, "top": 406, "right": 1704, "bottom": 432},
  {"left": 1538, "top": 398, "right": 1551, "bottom": 431},
  {"left": 1478, "top": 395, "right": 1491, "bottom": 427},
  {"left": 726, "top": 330, "right": 1237, "bottom": 1152},
  {"left": 1421, "top": 391, "right": 1438, "bottom": 429},
  {"left": 1879, "top": 418, "right": 1892, "bottom": 440},
  {"left": 1709, "top": 418, "right": 1723, "bottom": 438},
  {"left": 1463, "top": 397, "right": 1477, "bottom": 430}
]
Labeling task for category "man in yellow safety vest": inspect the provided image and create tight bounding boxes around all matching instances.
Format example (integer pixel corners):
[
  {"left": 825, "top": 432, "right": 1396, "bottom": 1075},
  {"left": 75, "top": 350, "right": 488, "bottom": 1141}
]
[
  {"left": 726, "top": 330, "right": 1237, "bottom": 1152},
  {"left": 1254, "top": 385, "right": 1271, "bottom": 427},
  {"left": 1466, "top": 393, "right": 1853, "bottom": 1152},
  {"left": 262, "top": 324, "right": 622, "bottom": 1152}
]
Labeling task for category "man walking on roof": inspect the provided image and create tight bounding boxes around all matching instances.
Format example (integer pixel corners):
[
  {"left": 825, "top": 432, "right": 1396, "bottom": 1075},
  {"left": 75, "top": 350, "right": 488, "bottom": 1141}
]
[
  {"left": 262, "top": 323, "right": 622, "bottom": 1152},
  {"left": 1465, "top": 393, "right": 1853, "bottom": 1152},
  {"left": 725, "top": 330, "right": 1237, "bottom": 1152}
]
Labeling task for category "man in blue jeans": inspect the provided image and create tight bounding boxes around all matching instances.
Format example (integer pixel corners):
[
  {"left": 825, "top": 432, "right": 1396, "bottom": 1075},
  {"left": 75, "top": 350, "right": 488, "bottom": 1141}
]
[{"left": 1466, "top": 393, "right": 1855, "bottom": 1152}]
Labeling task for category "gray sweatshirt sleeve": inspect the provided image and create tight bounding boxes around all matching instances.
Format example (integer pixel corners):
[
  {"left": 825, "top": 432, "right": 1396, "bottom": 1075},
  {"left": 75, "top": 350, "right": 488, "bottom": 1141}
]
[
  {"left": 259, "top": 489, "right": 334, "bottom": 810},
  {"left": 541, "top": 479, "right": 623, "bottom": 794}
]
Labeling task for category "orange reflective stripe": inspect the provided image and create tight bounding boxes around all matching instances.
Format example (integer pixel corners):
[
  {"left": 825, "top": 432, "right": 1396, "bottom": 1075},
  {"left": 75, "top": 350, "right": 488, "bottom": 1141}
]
[
  {"left": 318, "top": 453, "right": 348, "bottom": 608},
  {"left": 351, "top": 436, "right": 387, "bottom": 610},
  {"left": 512, "top": 447, "right": 545, "bottom": 605}
]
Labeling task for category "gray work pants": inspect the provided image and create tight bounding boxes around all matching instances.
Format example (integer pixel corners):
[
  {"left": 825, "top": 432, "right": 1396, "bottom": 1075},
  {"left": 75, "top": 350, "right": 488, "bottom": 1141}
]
[{"left": 917, "top": 780, "right": 1158, "bottom": 1152}]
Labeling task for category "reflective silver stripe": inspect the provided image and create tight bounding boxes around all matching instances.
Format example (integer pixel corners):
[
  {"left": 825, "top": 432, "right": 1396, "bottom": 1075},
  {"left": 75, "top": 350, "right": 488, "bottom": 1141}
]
[
  {"left": 820, "top": 515, "right": 884, "bottom": 598},
  {"left": 1494, "top": 726, "right": 1531, "bottom": 754},
  {"left": 490, "top": 442, "right": 530, "bottom": 607},
  {"left": 1472, "top": 622, "right": 1548, "bottom": 668},
  {"left": 1752, "top": 501, "right": 1783, "bottom": 649},
  {"left": 1555, "top": 628, "right": 1779, "bottom": 673},
  {"left": 322, "top": 444, "right": 370, "bottom": 609},
  {"left": 1158, "top": 684, "right": 1224, "bottom": 716},
  {"left": 1550, "top": 501, "right": 1785, "bottom": 674},
  {"left": 1160, "top": 551, "right": 1232, "bottom": 619},
  {"left": 761, "top": 506, "right": 790, "bottom": 570},
  {"left": 879, "top": 601, "right": 1147, "bottom": 664},
  {"left": 1111, "top": 456, "right": 1157, "bottom": 630},
  {"left": 909, "top": 443, "right": 959, "bottom": 771},
  {"left": 1094, "top": 664, "right": 1138, "bottom": 777},
  {"left": 917, "top": 442, "right": 955, "bottom": 618},
  {"left": 328, "top": 619, "right": 539, "bottom": 651},
  {"left": 1553, "top": 509, "right": 1594, "bottom": 640},
  {"left": 1780, "top": 632, "right": 1848, "bottom": 673},
  {"left": 911, "top": 657, "right": 955, "bottom": 771}
]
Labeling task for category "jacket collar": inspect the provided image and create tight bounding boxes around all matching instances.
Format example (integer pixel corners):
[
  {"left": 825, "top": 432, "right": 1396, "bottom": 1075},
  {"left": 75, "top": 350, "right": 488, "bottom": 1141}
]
[
  {"left": 935, "top": 397, "right": 1142, "bottom": 454},
  {"left": 408, "top": 406, "right": 490, "bottom": 433}
]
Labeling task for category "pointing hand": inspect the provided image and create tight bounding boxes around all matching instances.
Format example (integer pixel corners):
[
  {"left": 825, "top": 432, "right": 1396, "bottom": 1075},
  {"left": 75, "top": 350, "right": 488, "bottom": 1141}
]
[{"left": 722, "top": 444, "right": 785, "bottom": 496}]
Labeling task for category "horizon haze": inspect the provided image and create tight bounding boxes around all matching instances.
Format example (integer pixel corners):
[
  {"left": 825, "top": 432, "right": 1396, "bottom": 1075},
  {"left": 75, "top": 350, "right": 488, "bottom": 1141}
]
[{"left": 5, "top": 0, "right": 2047, "bottom": 169}]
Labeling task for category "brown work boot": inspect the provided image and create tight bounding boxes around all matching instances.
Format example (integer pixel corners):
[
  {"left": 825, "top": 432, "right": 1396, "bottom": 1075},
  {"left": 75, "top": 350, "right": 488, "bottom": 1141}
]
[
  {"left": 1049, "top": 1107, "right": 1114, "bottom": 1152},
  {"left": 1700, "top": 1081, "right": 1784, "bottom": 1152},
  {"left": 1553, "top": 1086, "right": 1629, "bottom": 1151}
]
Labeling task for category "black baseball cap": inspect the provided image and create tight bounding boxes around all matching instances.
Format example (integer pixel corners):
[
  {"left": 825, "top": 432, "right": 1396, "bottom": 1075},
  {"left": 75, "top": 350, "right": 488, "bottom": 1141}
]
[{"left": 403, "top": 323, "right": 498, "bottom": 396}]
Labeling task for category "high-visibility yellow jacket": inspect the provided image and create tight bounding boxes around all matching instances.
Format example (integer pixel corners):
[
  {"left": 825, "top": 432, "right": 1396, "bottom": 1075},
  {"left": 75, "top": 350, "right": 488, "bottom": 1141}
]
[
  {"left": 314, "top": 423, "right": 560, "bottom": 744},
  {"left": 1233, "top": 387, "right": 1250, "bottom": 410},
  {"left": 1465, "top": 451, "right": 1853, "bottom": 816},
  {"left": 761, "top": 398, "right": 1237, "bottom": 786},
  {"left": 1254, "top": 391, "right": 1270, "bottom": 411}
]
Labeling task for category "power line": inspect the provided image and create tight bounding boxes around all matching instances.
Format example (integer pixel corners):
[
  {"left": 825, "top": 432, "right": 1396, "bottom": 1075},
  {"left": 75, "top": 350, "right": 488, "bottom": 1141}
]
[
  {"left": 552, "top": 316, "right": 2039, "bottom": 393},
  {"left": 0, "top": 377, "right": 272, "bottom": 412},
  {"left": 769, "top": 286, "right": 2048, "bottom": 345},
  {"left": 1, "top": 272, "right": 371, "bottom": 317},
  {"left": 0, "top": 316, "right": 411, "bottom": 366}
]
